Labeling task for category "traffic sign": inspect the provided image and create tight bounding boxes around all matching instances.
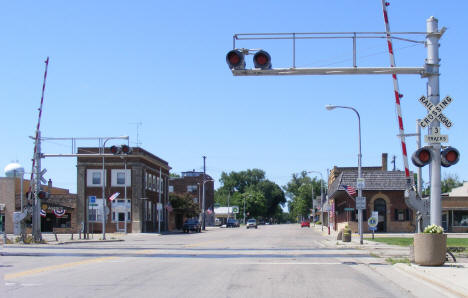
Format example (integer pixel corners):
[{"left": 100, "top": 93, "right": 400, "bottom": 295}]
[
  {"left": 368, "top": 216, "right": 378, "bottom": 228},
  {"left": 356, "top": 178, "right": 365, "bottom": 190},
  {"left": 419, "top": 95, "right": 453, "bottom": 129},
  {"left": 356, "top": 196, "right": 366, "bottom": 210},
  {"left": 89, "top": 196, "right": 96, "bottom": 204},
  {"left": 424, "top": 134, "right": 448, "bottom": 144}
]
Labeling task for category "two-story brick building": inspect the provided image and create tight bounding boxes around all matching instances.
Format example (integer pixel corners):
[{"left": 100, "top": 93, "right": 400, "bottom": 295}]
[
  {"left": 168, "top": 170, "right": 214, "bottom": 230},
  {"left": 77, "top": 147, "right": 171, "bottom": 234}
]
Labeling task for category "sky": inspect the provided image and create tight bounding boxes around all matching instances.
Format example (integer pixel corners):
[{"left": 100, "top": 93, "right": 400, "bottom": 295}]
[{"left": 1, "top": 1, "right": 467, "bottom": 198}]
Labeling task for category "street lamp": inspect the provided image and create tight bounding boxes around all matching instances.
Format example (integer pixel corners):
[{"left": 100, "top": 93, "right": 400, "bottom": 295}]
[
  {"left": 307, "top": 170, "right": 324, "bottom": 231},
  {"left": 101, "top": 136, "right": 129, "bottom": 240},
  {"left": 243, "top": 194, "right": 252, "bottom": 225},
  {"left": 325, "top": 104, "right": 363, "bottom": 245}
]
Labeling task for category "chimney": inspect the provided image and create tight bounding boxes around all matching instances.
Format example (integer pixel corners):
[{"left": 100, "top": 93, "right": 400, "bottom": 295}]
[
  {"left": 382, "top": 153, "right": 388, "bottom": 171},
  {"left": 48, "top": 178, "right": 52, "bottom": 190}
]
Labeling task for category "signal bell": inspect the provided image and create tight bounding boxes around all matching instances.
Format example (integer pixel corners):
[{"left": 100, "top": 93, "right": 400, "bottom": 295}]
[
  {"left": 411, "top": 146, "right": 432, "bottom": 167},
  {"left": 253, "top": 50, "right": 271, "bottom": 69},
  {"left": 441, "top": 147, "right": 460, "bottom": 167},
  {"left": 226, "top": 49, "right": 245, "bottom": 70}
]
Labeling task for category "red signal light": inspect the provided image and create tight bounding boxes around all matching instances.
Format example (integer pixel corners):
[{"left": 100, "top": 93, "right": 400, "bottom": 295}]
[
  {"left": 412, "top": 147, "right": 432, "bottom": 167},
  {"left": 441, "top": 147, "right": 459, "bottom": 167},
  {"left": 226, "top": 50, "right": 245, "bottom": 70},
  {"left": 121, "top": 145, "right": 132, "bottom": 154},
  {"left": 253, "top": 50, "right": 271, "bottom": 69},
  {"left": 110, "top": 145, "right": 120, "bottom": 154}
]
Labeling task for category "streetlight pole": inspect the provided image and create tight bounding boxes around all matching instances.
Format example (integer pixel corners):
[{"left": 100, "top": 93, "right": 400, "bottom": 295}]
[
  {"left": 307, "top": 170, "right": 324, "bottom": 231},
  {"left": 101, "top": 138, "right": 111, "bottom": 240},
  {"left": 326, "top": 105, "right": 363, "bottom": 245},
  {"left": 243, "top": 195, "right": 246, "bottom": 224}
]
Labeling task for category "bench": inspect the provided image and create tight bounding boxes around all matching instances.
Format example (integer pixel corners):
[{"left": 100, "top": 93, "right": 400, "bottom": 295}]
[{"left": 52, "top": 227, "right": 75, "bottom": 241}]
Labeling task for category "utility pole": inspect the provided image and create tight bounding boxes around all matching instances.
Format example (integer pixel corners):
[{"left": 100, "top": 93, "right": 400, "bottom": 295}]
[{"left": 202, "top": 156, "right": 206, "bottom": 230}]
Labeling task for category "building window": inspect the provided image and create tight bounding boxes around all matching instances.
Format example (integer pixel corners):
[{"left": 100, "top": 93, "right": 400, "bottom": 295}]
[
  {"left": 394, "top": 209, "right": 411, "bottom": 221},
  {"left": 87, "top": 169, "right": 106, "bottom": 187},
  {"left": 111, "top": 170, "right": 131, "bottom": 187},
  {"left": 453, "top": 210, "right": 468, "bottom": 227},
  {"left": 169, "top": 185, "right": 174, "bottom": 193},
  {"left": 93, "top": 172, "right": 101, "bottom": 185},
  {"left": 187, "top": 185, "right": 197, "bottom": 193}
]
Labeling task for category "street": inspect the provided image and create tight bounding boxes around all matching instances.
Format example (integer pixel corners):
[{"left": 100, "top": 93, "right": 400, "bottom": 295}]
[{"left": 2, "top": 224, "right": 452, "bottom": 298}]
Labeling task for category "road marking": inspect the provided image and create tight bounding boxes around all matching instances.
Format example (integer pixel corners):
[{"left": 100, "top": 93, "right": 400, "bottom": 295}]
[
  {"left": 184, "top": 239, "right": 225, "bottom": 248},
  {"left": 236, "top": 262, "right": 343, "bottom": 265},
  {"left": 4, "top": 256, "right": 117, "bottom": 280}
]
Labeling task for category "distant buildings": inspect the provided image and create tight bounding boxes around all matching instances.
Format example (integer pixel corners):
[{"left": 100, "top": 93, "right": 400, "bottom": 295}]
[{"left": 169, "top": 170, "right": 214, "bottom": 230}]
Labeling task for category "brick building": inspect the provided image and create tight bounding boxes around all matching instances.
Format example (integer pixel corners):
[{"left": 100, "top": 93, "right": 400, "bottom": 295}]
[
  {"left": 442, "top": 182, "right": 468, "bottom": 233},
  {"left": 327, "top": 153, "right": 415, "bottom": 233},
  {"left": 168, "top": 170, "right": 214, "bottom": 230},
  {"left": 77, "top": 147, "right": 171, "bottom": 234},
  {"left": 0, "top": 177, "right": 77, "bottom": 234}
]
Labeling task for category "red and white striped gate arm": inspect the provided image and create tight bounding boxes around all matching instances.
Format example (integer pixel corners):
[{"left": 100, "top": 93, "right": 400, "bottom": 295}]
[
  {"left": 381, "top": 1, "right": 412, "bottom": 187},
  {"left": 28, "top": 57, "right": 50, "bottom": 196}
]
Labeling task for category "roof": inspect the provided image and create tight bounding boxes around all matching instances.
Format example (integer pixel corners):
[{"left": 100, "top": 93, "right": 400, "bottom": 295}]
[{"left": 328, "top": 168, "right": 410, "bottom": 199}]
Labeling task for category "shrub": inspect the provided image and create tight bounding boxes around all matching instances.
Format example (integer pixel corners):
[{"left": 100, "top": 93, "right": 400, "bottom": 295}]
[
  {"left": 315, "top": 221, "right": 322, "bottom": 225},
  {"left": 423, "top": 224, "right": 444, "bottom": 234}
]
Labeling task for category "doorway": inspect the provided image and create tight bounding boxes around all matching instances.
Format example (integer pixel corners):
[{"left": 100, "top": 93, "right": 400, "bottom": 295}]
[
  {"left": 374, "top": 198, "right": 387, "bottom": 232},
  {"left": 118, "top": 212, "right": 126, "bottom": 232}
]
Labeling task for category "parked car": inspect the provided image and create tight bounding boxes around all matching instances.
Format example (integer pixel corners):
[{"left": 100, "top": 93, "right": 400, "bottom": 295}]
[
  {"left": 183, "top": 218, "right": 201, "bottom": 233},
  {"left": 301, "top": 220, "right": 310, "bottom": 228},
  {"left": 215, "top": 218, "right": 222, "bottom": 226},
  {"left": 226, "top": 218, "right": 239, "bottom": 228},
  {"left": 246, "top": 218, "right": 257, "bottom": 229}
]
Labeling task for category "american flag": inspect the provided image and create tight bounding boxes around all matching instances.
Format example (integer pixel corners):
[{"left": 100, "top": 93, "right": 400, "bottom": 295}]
[{"left": 342, "top": 185, "right": 357, "bottom": 197}]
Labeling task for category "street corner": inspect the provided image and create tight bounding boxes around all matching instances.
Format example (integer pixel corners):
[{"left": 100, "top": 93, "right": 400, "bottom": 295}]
[{"left": 394, "top": 262, "right": 468, "bottom": 297}]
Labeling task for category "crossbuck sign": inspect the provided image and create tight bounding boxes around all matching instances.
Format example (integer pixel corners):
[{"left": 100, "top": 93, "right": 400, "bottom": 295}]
[{"left": 418, "top": 95, "right": 453, "bottom": 129}]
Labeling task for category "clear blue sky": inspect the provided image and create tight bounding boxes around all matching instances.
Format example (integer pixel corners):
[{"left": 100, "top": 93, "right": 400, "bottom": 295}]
[{"left": 1, "top": 1, "right": 467, "bottom": 195}]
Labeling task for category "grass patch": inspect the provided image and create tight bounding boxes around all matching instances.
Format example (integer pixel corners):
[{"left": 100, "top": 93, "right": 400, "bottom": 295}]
[
  {"left": 365, "top": 237, "right": 413, "bottom": 246},
  {"left": 369, "top": 252, "right": 380, "bottom": 258},
  {"left": 386, "top": 257, "right": 410, "bottom": 265},
  {"left": 447, "top": 238, "right": 468, "bottom": 248},
  {"left": 365, "top": 237, "right": 468, "bottom": 249}
]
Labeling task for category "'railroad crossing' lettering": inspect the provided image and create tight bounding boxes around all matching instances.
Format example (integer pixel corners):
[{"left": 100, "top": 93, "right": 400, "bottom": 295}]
[{"left": 418, "top": 95, "right": 453, "bottom": 129}]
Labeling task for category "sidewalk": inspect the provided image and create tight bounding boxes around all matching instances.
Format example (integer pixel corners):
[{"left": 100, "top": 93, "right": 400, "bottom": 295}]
[{"left": 312, "top": 224, "right": 468, "bottom": 297}]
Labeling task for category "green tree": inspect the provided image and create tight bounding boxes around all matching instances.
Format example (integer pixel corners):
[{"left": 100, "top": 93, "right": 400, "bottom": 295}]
[
  {"left": 284, "top": 171, "right": 326, "bottom": 220},
  {"left": 215, "top": 169, "right": 286, "bottom": 222},
  {"left": 169, "top": 193, "right": 200, "bottom": 217},
  {"left": 421, "top": 173, "right": 463, "bottom": 195}
]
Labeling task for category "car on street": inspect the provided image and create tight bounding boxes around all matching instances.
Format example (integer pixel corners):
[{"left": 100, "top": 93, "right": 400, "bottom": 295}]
[
  {"left": 246, "top": 218, "right": 257, "bottom": 229},
  {"left": 183, "top": 218, "right": 201, "bottom": 233},
  {"left": 226, "top": 218, "right": 239, "bottom": 228},
  {"left": 300, "top": 220, "right": 310, "bottom": 228}
]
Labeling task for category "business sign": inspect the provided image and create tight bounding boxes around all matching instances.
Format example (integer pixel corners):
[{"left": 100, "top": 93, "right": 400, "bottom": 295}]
[{"left": 232, "top": 206, "right": 239, "bottom": 214}]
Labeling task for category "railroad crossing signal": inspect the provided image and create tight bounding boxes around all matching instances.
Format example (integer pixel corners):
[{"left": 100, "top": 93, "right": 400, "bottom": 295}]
[{"left": 418, "top": 95, "right": 453, "bottom": 129}]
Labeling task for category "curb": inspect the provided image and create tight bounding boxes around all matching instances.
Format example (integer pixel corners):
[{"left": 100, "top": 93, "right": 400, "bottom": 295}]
[
  {"left": 57, "top": 239, "right": 125, "bottom": 245},
  {"left": 394, "top": 263, "right": 468, "bottom": 297}
]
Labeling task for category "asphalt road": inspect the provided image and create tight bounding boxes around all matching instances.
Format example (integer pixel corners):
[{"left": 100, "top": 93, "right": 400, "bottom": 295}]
[{"left": 1, "top": 224, "right": 452, "bottom": 298}]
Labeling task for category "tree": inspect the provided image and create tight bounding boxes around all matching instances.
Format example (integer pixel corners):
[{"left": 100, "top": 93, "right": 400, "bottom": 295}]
[
  {"left": 421, "top": 173, "right": 463, "bottom": 195},
  {"left": 215, "top": 169, "right": 286, "bottom": 222},
  {"left": 284, "top": 171, "right": 326, "bottom": 221},
  {"left": 169, "top": 193, "right": 200, "bottom": 217},
  {"left": 441, "top": 173, "right": 463, "bottom": 193}
]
